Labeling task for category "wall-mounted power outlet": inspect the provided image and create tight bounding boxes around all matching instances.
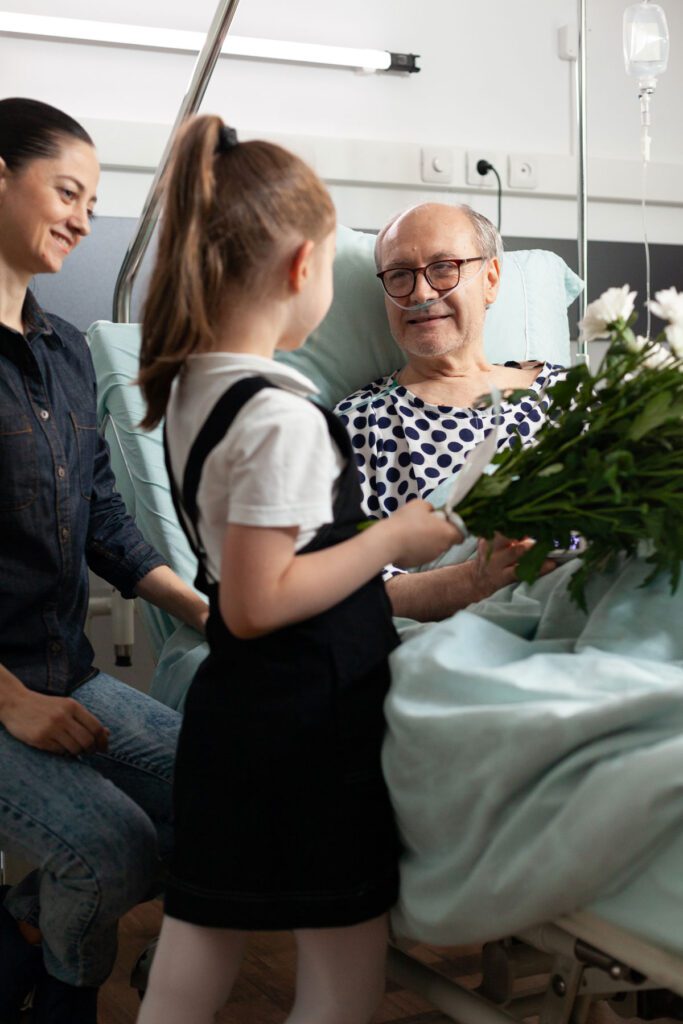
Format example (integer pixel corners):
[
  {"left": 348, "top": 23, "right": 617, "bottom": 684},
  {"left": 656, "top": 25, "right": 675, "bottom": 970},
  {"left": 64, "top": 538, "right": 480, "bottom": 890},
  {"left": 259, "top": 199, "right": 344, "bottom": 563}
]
[
  {"left": 466, "top": 151, "right": 500, "bottom": 187},
  {"left": 508, "top": 155, "right": 538, "bottom": 189}
]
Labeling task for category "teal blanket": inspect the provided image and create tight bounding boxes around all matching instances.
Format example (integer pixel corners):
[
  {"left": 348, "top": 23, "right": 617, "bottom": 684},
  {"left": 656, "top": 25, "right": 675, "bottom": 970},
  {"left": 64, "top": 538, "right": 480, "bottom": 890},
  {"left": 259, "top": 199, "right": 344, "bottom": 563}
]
[
  {"left": 384, "top": 557, "right": 683, "bottom": 954},
  {"left": 150, "top": 548, "right": 683, "bottom": 954}
]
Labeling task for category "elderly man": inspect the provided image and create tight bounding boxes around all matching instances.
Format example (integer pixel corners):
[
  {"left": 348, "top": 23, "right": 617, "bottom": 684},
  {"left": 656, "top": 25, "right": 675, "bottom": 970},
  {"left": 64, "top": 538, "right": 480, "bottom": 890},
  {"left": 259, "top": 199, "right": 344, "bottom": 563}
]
[{"left": 335, "top": 203, "right": 562, "bottom": 621}]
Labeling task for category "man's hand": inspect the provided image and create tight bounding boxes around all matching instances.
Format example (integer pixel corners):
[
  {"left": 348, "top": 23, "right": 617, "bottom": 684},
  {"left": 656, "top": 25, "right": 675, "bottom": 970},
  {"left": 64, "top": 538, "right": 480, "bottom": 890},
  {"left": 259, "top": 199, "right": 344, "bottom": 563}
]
[
  {"left": 386, "top": 534, "right": 557, "bottom": 622},
  {"left": 1, "top": 682, "right": 109, "bottom": 756},
  {"left": 470, "top": 533, "right": 556, "bottom": 601}
]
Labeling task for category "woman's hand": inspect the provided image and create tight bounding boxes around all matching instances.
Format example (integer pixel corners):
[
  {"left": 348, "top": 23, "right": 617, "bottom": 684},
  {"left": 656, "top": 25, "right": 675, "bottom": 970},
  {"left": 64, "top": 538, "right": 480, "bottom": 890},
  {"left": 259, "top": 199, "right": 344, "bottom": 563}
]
[
  {"left": 470, "top": 533, "right": 556, "bottom": 601},
  {"left": 0, "top": 670, "right": 109, "bottom": 755},
  {"left": 134, "top": 565, "right": 209, "bottom": 634},
  {"left": 385, "top": 499, "right": 462, "bottom": 569}
]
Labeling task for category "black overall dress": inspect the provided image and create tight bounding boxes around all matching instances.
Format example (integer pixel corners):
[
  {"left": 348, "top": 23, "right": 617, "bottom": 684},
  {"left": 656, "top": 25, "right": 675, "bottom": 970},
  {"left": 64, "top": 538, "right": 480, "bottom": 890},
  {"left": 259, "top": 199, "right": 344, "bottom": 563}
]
[{"left": 164, "top": 377, "right": 401, "bottom": 929}]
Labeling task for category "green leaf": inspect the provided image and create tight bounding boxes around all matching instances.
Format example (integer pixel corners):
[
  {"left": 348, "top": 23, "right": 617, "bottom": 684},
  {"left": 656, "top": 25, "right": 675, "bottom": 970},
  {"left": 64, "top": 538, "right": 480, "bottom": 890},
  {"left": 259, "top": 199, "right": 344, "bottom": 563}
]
[
  {"left": 515, "top": 539, "right": 554, "bottom": 586},
  {"left": 603, "top": 463, "right": 622, "bottom": 502},
  {"left": 628, "top": 391, "right": 674, "bottom": 441},
  {"left": 467, "top": 472, "right": 512, "bottom": 498},
  {"left": 605, "top": 450, "right": 635, "bottom": 473}
]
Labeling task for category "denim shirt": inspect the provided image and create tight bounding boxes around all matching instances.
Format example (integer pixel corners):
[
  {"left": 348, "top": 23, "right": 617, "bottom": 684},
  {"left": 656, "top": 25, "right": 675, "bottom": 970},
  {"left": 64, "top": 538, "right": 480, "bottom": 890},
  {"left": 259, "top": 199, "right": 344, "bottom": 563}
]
[{"left": 0, "top": 293, "right": 165, "bottom": 695}]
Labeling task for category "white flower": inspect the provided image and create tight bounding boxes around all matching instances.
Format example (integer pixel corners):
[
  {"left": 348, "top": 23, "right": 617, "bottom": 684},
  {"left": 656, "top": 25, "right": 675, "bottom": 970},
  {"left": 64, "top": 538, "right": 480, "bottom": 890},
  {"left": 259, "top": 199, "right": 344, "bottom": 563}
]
[
  {"left": 625, "top": 335, "right": 673, "bottom": 370},
  {"left": 579, "top": 286, "right": 637, "bottom": 342},
  {"left": 665, "top": 321, "right": 683, "bottom": 358},
  {"left": 649, "top": 287, "right": 683, "bottom": 326},
  {"left": 624, "top": 334, "right": 648, "bottom": 354},
  {"left": 645, "top": 343, "right": 673, "bottom": 370}
]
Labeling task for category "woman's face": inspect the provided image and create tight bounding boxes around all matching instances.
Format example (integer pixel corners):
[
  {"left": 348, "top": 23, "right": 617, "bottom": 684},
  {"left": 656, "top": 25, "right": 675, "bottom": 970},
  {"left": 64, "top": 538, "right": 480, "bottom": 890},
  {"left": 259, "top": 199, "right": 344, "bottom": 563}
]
[{"left": 0, "top": 139, "right": 100, "bottom": 279}]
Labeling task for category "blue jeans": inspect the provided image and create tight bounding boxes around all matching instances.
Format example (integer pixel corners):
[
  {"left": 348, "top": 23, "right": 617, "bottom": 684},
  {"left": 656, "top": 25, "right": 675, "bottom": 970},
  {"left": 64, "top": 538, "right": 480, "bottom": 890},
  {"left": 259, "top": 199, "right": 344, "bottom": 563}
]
[{"left": 0, "top": 672, "right": 180, "bottom": 987}]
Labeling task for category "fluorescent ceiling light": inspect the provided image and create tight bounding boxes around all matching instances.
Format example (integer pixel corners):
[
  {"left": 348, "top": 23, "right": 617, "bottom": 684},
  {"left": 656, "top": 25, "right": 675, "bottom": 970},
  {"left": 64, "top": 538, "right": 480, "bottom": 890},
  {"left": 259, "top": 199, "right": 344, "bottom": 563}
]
[{"left": 0, "top": 12, "right": 419, "bottom": 73}]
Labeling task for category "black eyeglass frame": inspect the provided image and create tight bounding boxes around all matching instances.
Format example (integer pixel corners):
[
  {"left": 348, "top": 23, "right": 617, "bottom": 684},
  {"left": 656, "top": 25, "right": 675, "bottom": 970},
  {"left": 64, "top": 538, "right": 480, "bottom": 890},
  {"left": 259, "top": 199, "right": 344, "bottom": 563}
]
[{"left": 376, "top": 256, "right": 485, "bottom": 298}]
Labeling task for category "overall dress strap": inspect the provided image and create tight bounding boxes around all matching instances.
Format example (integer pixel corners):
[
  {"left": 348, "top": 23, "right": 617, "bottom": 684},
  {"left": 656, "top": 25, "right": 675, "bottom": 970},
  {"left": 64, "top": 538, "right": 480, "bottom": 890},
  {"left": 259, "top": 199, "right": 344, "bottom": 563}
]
[{"left": 163, "top": 376, "right": 275, "bottom": 594}]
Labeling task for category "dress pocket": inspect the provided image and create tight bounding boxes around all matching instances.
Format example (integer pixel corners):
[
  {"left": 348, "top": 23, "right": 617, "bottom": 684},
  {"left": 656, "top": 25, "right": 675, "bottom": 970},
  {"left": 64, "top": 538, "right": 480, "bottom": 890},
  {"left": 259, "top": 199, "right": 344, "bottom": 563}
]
[
  {"left": 0, "top": 413, "right": 37, "bottom": 511},
  {"left": 70, "top": 410, "right": 98, "bottom": 500}
]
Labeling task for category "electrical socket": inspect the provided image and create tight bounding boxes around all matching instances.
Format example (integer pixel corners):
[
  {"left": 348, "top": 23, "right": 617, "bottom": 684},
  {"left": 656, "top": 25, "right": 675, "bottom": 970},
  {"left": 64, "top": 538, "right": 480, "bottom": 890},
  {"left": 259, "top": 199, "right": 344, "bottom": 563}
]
[
  {"left": 466, "top": 151, "right": 501, "bottom": 187},
  {"left": 508, "top": 155, "right": 538, "bottom": 189}
]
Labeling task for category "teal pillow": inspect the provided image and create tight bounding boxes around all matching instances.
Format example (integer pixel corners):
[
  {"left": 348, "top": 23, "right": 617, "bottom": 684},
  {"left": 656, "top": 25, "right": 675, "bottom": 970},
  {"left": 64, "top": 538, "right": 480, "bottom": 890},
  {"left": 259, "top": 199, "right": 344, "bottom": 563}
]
[{"left": 278, "top": 225, "right": 583, "bottom": 408}]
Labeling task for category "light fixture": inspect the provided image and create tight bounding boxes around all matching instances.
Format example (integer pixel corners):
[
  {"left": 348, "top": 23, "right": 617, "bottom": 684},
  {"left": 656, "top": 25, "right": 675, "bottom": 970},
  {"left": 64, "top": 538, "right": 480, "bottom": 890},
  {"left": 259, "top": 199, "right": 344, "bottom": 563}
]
[{"left": 0, "top": 12, "right": 419, "bottom": 73}]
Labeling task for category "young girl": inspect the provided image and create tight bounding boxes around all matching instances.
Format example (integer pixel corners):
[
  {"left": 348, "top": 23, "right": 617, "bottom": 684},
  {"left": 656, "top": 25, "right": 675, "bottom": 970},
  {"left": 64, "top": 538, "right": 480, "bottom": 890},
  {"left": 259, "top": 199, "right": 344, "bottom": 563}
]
[{"left": 136, "top": 115, "right": 460, "bottom": 1024}]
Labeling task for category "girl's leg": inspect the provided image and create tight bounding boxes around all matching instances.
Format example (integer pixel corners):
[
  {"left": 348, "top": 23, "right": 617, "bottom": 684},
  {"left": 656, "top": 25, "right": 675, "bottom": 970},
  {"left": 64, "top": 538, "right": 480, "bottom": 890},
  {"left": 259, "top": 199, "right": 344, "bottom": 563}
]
[
  {"left": 137, "top": 914, "right": 246, "bottom": 1024},
  {"left": 286, "top": 913, "right": 389, "bottom": 1024}
]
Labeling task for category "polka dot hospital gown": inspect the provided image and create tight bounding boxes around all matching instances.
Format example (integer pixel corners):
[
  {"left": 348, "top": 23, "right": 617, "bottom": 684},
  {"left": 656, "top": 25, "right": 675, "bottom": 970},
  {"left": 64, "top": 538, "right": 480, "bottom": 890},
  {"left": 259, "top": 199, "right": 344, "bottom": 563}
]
[{"left": 334, "top": 360, "right": 565, "bottom": 579}]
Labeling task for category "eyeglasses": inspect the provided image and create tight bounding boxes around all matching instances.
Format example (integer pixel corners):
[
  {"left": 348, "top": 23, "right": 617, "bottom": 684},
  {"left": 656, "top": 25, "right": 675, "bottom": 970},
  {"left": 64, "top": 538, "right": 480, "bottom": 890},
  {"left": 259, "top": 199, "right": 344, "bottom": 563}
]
[{"left": 376, "top": 257, "right": 484, "bottom": 298}]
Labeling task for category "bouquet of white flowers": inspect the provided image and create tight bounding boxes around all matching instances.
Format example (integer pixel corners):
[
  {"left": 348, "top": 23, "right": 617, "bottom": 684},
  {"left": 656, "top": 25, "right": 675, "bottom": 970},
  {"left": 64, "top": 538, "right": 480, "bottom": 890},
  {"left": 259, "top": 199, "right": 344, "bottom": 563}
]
[{"left": 450, "top": 286, "right": 683, "bottom": 608}]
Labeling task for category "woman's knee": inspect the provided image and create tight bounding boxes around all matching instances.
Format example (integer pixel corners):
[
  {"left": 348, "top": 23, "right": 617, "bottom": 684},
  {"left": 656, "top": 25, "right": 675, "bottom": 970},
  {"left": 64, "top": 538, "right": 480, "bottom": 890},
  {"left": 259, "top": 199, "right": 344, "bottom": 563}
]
[{"left": 47, "top": 796, "right": 159, "bottom": 910}]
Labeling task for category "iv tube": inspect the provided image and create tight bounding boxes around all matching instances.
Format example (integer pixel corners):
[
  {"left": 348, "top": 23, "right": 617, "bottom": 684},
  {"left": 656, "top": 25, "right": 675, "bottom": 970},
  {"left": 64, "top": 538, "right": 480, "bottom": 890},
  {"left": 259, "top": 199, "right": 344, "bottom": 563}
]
[{"left": 642, "top": 160, "right": 652, "bottom": 339}]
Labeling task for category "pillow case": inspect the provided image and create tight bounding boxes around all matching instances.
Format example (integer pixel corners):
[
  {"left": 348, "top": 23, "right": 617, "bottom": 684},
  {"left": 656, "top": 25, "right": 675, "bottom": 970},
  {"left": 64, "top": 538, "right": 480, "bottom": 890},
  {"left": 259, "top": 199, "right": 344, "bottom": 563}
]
[{"left": 278, "top": 225, "right": 583, "bottom": 408}]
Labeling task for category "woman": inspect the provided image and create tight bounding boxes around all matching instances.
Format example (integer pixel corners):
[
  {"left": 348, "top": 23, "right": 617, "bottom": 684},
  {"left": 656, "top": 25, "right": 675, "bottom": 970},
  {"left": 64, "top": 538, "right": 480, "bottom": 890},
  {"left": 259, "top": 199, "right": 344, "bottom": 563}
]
[{"left": 0, "top": 98, "right": 207, "bottom": 1024}]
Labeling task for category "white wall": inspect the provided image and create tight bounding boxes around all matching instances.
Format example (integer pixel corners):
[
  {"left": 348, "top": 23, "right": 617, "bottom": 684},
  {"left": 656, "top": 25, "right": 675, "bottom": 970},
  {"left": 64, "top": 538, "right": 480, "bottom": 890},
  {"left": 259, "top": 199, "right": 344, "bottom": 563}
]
[{"left": 1, "top": 0, "right": 682, "bottom": 242}]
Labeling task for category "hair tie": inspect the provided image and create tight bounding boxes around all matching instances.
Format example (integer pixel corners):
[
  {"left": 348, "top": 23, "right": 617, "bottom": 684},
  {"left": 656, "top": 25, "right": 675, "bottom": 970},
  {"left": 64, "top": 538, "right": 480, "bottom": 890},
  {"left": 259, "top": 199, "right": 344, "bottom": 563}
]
[{"left": 216, "top": 125, "right": 238, "bottom": 154}]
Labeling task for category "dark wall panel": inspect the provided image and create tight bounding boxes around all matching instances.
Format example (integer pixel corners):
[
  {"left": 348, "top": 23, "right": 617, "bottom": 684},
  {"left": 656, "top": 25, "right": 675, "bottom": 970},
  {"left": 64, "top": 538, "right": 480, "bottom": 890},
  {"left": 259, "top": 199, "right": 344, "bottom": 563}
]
[{"left": 504, "top": 236, "right": 683, "bottom": 337}]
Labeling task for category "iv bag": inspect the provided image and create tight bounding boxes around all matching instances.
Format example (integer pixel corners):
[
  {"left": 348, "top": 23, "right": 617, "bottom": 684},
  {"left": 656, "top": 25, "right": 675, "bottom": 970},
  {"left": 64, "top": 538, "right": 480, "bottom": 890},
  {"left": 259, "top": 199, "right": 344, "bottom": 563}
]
[{"left": 624, "top": 2, "right": 669, "bottom": 81}]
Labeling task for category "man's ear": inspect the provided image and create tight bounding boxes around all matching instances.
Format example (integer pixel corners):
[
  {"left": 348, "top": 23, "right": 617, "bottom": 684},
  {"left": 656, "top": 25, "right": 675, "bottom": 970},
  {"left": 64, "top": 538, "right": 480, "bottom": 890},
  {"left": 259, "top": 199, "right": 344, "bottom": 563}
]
[
  {"left": 289, "top": 239, "right": 315, "bottom": 294},
  {"left": 484, "top": 256, "right": 501, "bottom": 307}
]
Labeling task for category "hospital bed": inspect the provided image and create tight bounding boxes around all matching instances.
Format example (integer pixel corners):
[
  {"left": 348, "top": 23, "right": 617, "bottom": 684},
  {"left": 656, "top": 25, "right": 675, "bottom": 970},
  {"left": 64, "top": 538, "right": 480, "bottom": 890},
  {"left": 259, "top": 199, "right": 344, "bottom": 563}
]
[{"left": 90, "top": 224, "right": 683, "bottom": 1020}]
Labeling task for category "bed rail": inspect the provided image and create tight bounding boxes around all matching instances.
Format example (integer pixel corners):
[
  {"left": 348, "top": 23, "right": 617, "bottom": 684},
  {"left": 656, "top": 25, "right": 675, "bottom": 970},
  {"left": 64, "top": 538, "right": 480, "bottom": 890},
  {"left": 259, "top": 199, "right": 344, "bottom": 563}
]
[
  {"left": 108, "top": 0, "right": 243, "bottom": 664},
  {"left": 112, "top": 0, "right": 243, "bottom": 324}
]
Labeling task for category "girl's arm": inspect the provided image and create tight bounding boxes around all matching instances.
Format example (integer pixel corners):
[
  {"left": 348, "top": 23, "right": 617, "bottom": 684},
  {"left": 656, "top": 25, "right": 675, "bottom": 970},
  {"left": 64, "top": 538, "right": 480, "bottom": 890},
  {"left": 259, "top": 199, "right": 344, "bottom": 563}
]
[{"left": 219, "top": 501, "right": 460, "bottom": 638}]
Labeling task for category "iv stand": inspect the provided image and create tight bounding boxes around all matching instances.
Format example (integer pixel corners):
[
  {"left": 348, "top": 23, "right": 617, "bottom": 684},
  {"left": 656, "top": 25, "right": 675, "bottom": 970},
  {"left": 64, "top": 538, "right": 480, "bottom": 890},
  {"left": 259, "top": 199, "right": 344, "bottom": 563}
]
[{"left": 576, "top": 0, "right": 589, "bottom": 366}]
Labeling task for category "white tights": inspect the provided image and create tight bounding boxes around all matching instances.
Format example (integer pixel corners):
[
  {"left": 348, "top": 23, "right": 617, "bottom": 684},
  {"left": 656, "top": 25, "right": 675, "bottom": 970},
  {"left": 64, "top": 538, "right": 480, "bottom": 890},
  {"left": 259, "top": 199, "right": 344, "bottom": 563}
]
[{"left": 136, "top": 913, "right": 388, "bottom": 1024}]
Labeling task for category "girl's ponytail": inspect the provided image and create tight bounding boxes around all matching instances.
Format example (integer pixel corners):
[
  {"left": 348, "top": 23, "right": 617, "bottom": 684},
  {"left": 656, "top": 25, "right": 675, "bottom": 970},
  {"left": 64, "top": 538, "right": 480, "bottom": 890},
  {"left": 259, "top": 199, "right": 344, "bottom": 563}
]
[
  {"left": 139, "top": 115, "right": 335, "bottom": 429},
  {"left": 139, "top": 116, "right": 225, "bottom": 429}
]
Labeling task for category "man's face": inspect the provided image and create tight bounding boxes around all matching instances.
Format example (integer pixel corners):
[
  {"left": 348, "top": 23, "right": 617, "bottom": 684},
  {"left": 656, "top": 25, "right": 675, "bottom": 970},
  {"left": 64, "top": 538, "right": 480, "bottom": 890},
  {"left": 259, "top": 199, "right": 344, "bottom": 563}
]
[{"left": 378, "top": 205, "right": 500, "bottom": 360}]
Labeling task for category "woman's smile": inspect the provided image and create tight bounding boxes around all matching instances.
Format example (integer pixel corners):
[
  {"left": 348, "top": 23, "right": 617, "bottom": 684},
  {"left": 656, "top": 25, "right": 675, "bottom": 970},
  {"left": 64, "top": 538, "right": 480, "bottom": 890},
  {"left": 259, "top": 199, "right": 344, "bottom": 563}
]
[{"left": 50, "top": 228, "right": 75, "bottom": 254}]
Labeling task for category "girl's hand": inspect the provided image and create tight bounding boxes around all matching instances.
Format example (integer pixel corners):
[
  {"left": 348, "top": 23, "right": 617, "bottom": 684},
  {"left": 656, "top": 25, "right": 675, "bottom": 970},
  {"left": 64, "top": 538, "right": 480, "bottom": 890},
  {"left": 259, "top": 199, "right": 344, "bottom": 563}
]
[{"left": 385, "top": 500, "right": 462, "bottom": 568}]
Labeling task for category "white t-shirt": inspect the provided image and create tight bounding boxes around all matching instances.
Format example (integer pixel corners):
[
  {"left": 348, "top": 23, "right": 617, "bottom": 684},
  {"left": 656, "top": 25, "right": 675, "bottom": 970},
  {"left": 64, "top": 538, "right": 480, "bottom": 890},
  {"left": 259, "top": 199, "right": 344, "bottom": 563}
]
[{"left": 166, "top": 352, "right": 345, "bottom": 584}]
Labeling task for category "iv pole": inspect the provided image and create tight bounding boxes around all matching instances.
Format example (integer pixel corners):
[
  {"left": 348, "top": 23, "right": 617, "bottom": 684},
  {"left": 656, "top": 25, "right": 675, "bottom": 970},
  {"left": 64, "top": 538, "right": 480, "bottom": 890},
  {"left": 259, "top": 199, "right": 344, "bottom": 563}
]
[{"left": 576, "top": 0, "right": 589, "bottom": 365}]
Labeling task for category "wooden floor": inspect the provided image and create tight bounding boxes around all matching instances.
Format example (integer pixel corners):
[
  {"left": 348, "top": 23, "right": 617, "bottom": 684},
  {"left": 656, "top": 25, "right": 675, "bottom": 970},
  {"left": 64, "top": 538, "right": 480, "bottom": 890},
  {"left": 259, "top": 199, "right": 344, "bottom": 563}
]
[
  {"left": 99, "top": 900, "right": 480, "bottom": 1024},
  {"left": 98, "top": 901, "right": 645, "bottom": 1024}
]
